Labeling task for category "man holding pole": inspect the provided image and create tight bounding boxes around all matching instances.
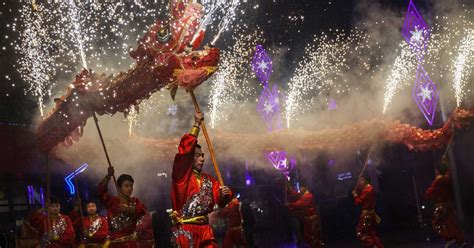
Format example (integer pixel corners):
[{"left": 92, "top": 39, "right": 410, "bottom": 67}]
[
  {"left": 284, "top": 185, "right": 324, "bottom": 248},
  {"left": 28, "top": 198, "right": 76, "bottom": 248},
  {"left": 99, "top": 169, "right": 146, "bottom": 247},
  {"left": 170, "top": 112, "right": 232, "bottom": 248},
  {"left": 425, "top": 161, "right": 465, "bottom": 248},
  {"left": 352, "top": 175, "right": 384, "bottom": 248}
]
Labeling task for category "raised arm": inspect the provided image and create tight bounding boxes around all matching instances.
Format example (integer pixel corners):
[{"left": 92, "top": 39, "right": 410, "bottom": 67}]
[{"left": 172, "top": 112, "right": 203, "bottom": 182}]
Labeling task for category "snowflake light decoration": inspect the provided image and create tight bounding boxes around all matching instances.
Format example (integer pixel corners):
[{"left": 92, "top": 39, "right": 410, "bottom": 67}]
[
  {"left": 252, "top": 44, "right": 273, "bottom": 85},
  {"left": 402, "top": 0, "right": 429, "bottom": 59},
  {"left": 256, "top": 84, "right": 283, "bottom": 132},
  {"left": 412, "top": 65, "right": 439, "bottom": 125}
]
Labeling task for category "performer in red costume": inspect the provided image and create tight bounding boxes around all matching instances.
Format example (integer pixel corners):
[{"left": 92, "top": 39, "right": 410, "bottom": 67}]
[
  {"left": 425, "top": 162, "right": 466, "bottom": 248},
  {"left": 218, "top": 196, "right": 248, "bottom": 248},
  {"left": 352, "top": 176, "right": 384, "bottom": 248},
  {"left": 70, "top": 200, "right": 109, "bottom": 247},
  {"left": 170, "top": 112, "right": 233, "bottom": 248},
  {"left": 136, "top": 211, "right": 155, "bottom": 248},
  {"left": 27, "top": 198, "right": 75, "bottom": 247},
  {"left": 99, "top": 168, "right": 146, "bottom": 247},
  {"left": 285, "top": 186, "right": 324, "bottom": 248}
]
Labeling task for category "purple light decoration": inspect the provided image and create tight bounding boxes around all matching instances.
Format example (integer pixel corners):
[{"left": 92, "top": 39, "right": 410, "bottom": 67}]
[
  {"left": 245, "top": 174, "right": 252, "bottom": 186},
  {"left": 265, "top": 150, "right": 294, "bottom": 179},
  {"left": 337, "top": 172, "right": 352, "bottom": 181},
  {"left": 39, "top": 186, "right": 45, "bottom": 208},
  {"left": 257, "top": 84, "right": 283, "bottom": 132},
  {"left": 328, "top": 159, "right": 335, "bottom": 166},
  {"left": 412, "top": 65, "right": 439, "bottom": 125},
  {"left": 27, "top": 185, "right": 34, "bottom": 205},
  {"left": 328, "top": 99, "right": 337, "bottom": 110},
  {"left": 252, "top": 45, "right": 273, "bottom": 85},
  {"left": 402, "top": 0, "right": 429, "bottom": 59},
  {"left": 244, "top": 161, "right": 253, "bottom": 186},
  {"left": 266, "top": 150, "right": 287, "bottom": 171}
]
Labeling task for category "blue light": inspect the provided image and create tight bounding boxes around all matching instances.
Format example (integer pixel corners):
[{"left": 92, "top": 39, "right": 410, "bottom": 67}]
[
  {"left": 64, "top": 163, "right": 88, "bottom": 195},
  {"left": 337, "top": 172, "right": 352, "bottom": 181}
]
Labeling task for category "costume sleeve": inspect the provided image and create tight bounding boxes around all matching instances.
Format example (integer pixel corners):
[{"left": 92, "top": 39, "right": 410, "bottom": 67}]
[
  {"left": 425, "top": 176, "right": 442, "bottom": 200},
  {"left": 98, "top": 177, "right": 114, "bottom": 208},
  {"left": 134, "top": 198, "right": 147, "bottom": 220},
  {"left": 172, "top": 134, "right": 197, "bottom": 182},
  {"left": 288, "top": 193, "right": 311, "bottom": 211},
  {"left": 58, "top": 216, "right": 75, "bottom": 245},
  {"left": 26, "top": 210, "right": 43, "bottom": 231},
  {"left": 354, "top": 187, "right": 371, "bottom": 206},
  {"left": 218, "top": 200, "right": 235, "bottom": 218}
]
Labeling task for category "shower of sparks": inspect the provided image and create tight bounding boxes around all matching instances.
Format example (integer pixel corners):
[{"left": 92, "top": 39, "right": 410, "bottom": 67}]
[
  {"left": 208, "top": 27, "right": 264, "bottom": 128},
  {"left": 451, "top": 29, "right": 474, "bottom": 107},
  {"left": 12, "top": 1, "right": 168, "bottom": 104},
  {"left": 127, "top": 105, "right": 139, "bottom": 136},
  {"left": 285, "top": 30, "right": 371, "bottom": 128},
  {"left": 64, "top": 0, "right": 88, "bottom": 68},
  {"left": 382, "top": 41, "right": 418, "bottom": 114},
  {"left": 14, "top": 4, "right": 56, "bottom": 117},
  {"left": 210, "top": 0, "right": 240, "bottom": 45}
]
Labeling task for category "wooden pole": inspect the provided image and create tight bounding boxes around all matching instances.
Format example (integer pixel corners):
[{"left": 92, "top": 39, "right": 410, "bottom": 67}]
[
  {"left": 189, "top": 90, "right": 224, "bottom": 186},
  {"left": 45, "top": 154, "right": 51, "bottom": 238},
  {"left": 354, "top": 142, "right": 377, "bottom": 192},
  {"left": 73, "top": 173, "right": 86, "bottom": 237},
  {"left": 92, "top": 112, "right": 119, "bottom": 194}
]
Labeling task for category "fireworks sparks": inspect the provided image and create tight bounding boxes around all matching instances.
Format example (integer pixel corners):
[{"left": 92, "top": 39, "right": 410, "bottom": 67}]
[
  {"left": 7, "top": 0, "right": 473, "bottom": 132},
  {"left": 64, "top": 0, "right": 88, "bottom": 68},
  {"left": 127, "top": 105, "right": 139, "bottom": 136},
  {"left": 452, "top": 29, "right": 474, "bottom": 107},
  {"left": 382, "top": 41, "right": 418, "bottom": 114},
  {"left": 14, "top": 4, "right": 56, "bottom": 117},
  {"left": 284, "top": 30, "right": 371, "bottom": 128},
  {"left": 208, "top": 28, "right": 264, "bottom": 128}
]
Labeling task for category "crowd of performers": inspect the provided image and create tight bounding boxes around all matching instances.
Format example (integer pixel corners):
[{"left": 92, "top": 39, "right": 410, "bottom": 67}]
[{"left": 18, "top": 112, "right": 467, "bottom": 248}]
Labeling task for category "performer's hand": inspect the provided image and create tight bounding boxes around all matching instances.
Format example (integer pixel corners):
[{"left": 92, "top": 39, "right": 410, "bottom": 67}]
[
  {"left": 352, "top": 190, "right": 358, "bottom": 197},
  {"left": 194, "top": 112, "right": 204, "bottom": 126},
  {"left": 107, "top": 167, "right": 114, "bottom": 178},
  {"left": 219, "top": 186, "right": 231, "bottom": 198}
]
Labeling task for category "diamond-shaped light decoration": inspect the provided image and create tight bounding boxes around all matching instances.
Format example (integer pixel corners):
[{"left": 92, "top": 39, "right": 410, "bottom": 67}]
[
  {"left": 252, "top": 44, "right": 273, "bottom": 85},
  {"left": 265, "top": 150, "right": 288, "bottom": 171},
  {"left": 257, "top": 84, "right": 283, "bottom": 132},
  {"left": 412, "top": 65, "right": 439, "bottom": 125},
  {"left": 402, "top": 0, "right": 429, "bottom": 60}
]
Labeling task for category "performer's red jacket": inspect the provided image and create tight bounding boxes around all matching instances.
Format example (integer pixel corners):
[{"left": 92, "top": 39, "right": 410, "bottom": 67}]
[
  {"left": 425, "top": 172, "right": 453, "bottom": 203},
  {"left": 171, "top": 134, "right": 231, "bottom": 219},
  {"left": 287, "top": 188, "right": 318, "bottom": 218},
  {"left": 98, "top": 179, "right": 146, "bottom": 241},
  {"left": 354, "top": 184, "right": 376, "bottom": 210},
  {"left": 27, "top": 211, "right": 75, "bottom": 247},
  {"left": 69, "top": 210, "right": 109, "bottom": 244},
  {"left": 218, "top": 198, "right": 244, "bottom": 228}
]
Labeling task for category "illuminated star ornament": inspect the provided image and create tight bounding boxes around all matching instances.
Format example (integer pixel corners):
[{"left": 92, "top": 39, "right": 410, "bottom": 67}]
[
  {"left": 252, "top": 44, "right": 273, "bottom": 85},
  {"left": 402, "top": 0, "right": 429, "bottom": 59},
  {"left": 257, "top": 84, "right": 283, "bottom": 131},
  {"left": 402, "top": 0, "right": 439, "bottom": 126},
  {"left": 252, "top": 44, "right": 296, "bottom": 182},
  {"left": 412, "top": 65, "right": 439, "bottom": 125}
]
